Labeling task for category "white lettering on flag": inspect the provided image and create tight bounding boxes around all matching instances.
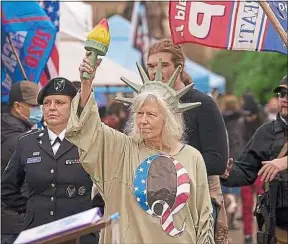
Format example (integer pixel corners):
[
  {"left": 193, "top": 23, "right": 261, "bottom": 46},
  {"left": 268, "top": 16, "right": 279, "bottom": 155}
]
[
  {"left": 188, "top": 2, "right": 225, "bottom": 39},
  {"left": 2, "top": 73, "right": 13, "bottom": 91},
  {"left": 2, "top": 31, "right": 27, "bottom": 89},
  {"left": 232, "top": 1, "right": 265, "bottom": 50}
]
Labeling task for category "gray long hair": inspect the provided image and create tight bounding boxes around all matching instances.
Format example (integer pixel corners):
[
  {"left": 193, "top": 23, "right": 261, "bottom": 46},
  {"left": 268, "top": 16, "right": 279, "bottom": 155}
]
[{"left": 124, "top": 92, "right": 185, "bottom": 149}]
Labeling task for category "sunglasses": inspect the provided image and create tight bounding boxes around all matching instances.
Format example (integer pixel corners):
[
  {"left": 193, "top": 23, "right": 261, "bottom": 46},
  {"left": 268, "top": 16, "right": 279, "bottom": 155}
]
[{"left": 278, "top": 90, "right": 288, "bottom": 98}]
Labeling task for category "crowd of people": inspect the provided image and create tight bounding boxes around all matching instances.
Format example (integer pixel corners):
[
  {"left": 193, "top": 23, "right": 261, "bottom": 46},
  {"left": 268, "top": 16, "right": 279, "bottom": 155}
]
[
  {"left": 212, "top": 92, "right": 276, "bottom": 243},
  {"left": 1, "top": 39, "right": 287, "bottom": 244}
]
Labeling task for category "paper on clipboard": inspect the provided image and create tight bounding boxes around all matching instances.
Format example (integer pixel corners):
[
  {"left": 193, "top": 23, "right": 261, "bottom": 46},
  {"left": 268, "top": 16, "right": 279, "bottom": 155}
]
[{"left": 14, "top": 207, "right": 102, "bottom": 244}]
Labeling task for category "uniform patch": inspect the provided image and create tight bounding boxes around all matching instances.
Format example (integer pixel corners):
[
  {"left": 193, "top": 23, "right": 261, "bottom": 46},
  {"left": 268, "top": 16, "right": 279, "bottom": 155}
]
[
  {"left": 26, "top": 157, "right": 42, "bottom": 164},
  {"left": 66, "top": 185, "right": 76, "bottom": 198},
  {"left": 33, "top": 152, "right": 40, "bottom": 156},
  {"left": 65, "top": 159, "right": 80, "bottom": 165},
  {"left": 78, "top": 186, "right": 86, "bottom": 196},
  {"left": 54, "top": 78, "right": 65, "bottom": 91}
]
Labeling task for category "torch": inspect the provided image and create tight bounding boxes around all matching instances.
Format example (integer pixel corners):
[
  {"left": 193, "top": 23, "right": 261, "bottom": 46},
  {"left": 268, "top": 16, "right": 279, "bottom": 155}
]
[{"left": 82, "top": 18, "right": 111, "bottom": 79}]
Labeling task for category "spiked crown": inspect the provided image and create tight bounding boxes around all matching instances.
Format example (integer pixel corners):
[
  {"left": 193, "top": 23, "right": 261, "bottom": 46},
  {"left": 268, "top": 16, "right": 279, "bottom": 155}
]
[{"left": 115, "top": 59, "right": 201, "bottom": 113}]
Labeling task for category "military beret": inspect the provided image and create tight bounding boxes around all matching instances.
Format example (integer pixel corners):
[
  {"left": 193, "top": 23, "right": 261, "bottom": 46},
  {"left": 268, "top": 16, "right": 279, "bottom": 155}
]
[{"left": 37, "top": 77, "right": 77, "bottom": 105}]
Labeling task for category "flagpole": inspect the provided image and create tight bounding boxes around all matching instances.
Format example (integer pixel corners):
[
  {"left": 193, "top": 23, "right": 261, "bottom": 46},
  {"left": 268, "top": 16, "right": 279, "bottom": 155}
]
[
  {"left": 130, "top": 1, "right": 140, "bottom": 46},
  {"left": 259, "top": 1, "right": 288, "bottom": 48},
  {"left": 7, "top": 34, "right": 28, "bottom": 81}
]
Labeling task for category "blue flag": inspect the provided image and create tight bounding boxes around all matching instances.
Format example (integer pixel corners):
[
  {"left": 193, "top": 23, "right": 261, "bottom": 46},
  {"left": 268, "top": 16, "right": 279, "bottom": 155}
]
[
  {"left": 263, "top": 1, "right": 288, "bottom": 54},
  {"left": 269, "top": 1, "right": 287, "bottom": 32},
  {"left": 1, "top": 1, "right": 56, "bottom": 103}
]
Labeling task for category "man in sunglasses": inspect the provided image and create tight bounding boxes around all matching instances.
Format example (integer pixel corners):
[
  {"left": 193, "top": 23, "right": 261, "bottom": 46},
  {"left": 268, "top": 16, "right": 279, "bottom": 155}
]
[{"left": 221, "top": 75, "right": 287, "bottom": 244}]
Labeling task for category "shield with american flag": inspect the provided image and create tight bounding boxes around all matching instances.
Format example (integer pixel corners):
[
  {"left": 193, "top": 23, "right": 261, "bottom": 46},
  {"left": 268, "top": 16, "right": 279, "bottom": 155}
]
[{"left": 133, "top": 154, "right": 191, "bottom": 237}]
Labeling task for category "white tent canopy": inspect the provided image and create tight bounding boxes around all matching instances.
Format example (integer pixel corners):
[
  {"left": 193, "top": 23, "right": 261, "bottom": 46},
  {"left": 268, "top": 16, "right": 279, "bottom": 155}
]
[
  {"left": 60, "top": 2, "right": 92, "bottom": 41},
  {"left": 59, "top": 41, "right": 142, "bottom": 86}
]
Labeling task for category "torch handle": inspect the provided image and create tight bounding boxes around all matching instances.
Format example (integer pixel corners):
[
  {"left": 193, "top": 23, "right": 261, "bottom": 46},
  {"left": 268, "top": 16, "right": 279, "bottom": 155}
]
[{"left": 82, "top": 51, "right": 98, "bottom": 80}]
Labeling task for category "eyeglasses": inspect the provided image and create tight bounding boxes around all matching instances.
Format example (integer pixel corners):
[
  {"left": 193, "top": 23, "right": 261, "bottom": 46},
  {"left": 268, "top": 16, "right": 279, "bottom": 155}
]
[{"left": 278, "top": 91, "right": 288, "bottom": 98}]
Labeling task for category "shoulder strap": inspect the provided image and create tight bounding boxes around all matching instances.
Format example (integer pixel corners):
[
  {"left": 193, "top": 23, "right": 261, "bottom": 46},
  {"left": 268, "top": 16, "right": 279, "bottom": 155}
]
[
  {"left": 274, "top": 118, "right": 287, "bottom": 158},
  {"left": 18, "top": 128, "right": 41, "bottom": 140},
  {"left": 264, "top": 129, "right": 287, "bottom": 191},
  {"left": 270, "top": 119, "right": 287, "bottom": 159},
  {"left": 273, "top": 119, "right": 284, "bottom": 134},
  {"left": 277, "top": 142, "right": 288, "bottom": 159}
]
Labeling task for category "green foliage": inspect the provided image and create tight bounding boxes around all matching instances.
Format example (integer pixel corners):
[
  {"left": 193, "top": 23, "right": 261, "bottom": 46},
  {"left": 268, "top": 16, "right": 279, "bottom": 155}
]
[{"left": 209, "top": 50, "right": 287, "bottom": 104}]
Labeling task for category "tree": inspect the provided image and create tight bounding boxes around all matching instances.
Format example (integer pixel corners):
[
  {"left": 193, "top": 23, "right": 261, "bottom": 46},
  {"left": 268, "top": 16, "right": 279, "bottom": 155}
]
[{"left": 209, "top": 50, "right": 287, "bottom": 104}]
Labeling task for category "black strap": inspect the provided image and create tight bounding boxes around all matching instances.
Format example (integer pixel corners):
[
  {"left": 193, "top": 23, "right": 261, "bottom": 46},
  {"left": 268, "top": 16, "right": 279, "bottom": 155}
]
[
  {"left": 269, "top": 120, "right": 287, "bottom": 160},
  {"left": 274, "top": 119, "right": 285, "bottom": 135}
]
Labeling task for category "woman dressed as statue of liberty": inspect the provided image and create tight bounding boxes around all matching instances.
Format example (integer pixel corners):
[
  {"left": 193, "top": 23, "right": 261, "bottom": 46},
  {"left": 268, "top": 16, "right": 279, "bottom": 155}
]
[{"left": 66, "top": 53, "right": 214, "bottom": 244}]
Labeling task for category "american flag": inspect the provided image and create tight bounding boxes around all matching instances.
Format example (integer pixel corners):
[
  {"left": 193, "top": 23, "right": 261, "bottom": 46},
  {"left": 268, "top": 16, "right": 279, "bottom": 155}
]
[
  {"left": 39, "top": 1, "right": 59, "bottom": 88},
  {"left": 133, "top": 154, "right": 190, "bottom": 237}
]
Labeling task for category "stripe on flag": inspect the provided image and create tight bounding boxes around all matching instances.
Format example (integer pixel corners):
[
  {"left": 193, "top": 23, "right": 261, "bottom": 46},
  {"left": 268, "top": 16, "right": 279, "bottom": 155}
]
[{"left": 39, "top": 1, "right": 59, "bottom": 88}]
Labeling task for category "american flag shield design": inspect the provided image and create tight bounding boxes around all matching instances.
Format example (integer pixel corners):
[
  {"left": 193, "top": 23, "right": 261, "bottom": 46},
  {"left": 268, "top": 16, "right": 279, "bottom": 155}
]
[{"left": 133, "top": 154, "right": 191, "bottom": 237}]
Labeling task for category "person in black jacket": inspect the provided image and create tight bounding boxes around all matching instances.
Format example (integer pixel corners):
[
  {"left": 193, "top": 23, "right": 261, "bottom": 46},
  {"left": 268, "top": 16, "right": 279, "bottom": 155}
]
[
  {"left": 1, "top": 81, "right": 42, "bottom": 174},
  {"left": 1, "top": 81, "right": 41, "bottom": 244},
  {"left": 1, "top": 77, "right": 99, "bottom": 244},
  {"left": 221, "top": 76, "right": 288, "bottom": 243},
  {"left": 146, "top": 39, "right": 229, "bottom": 243}
]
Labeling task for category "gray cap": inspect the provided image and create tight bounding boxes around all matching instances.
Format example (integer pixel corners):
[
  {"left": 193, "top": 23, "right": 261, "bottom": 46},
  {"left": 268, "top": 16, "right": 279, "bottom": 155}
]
[{"left": 9, "top": 81, "right": 39, "bottom": 106}]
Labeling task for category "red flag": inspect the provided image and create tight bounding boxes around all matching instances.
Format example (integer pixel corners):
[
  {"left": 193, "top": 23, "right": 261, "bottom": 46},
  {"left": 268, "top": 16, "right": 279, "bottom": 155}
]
[{"left": 169, "top": 1, "right": 287, "bottom": 54}]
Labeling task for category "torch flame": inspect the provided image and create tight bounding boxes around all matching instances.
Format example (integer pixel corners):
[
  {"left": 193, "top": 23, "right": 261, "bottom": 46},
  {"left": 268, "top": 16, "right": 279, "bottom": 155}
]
[{"left": 87, "top": 18, "right": 110, "bottom": 45}]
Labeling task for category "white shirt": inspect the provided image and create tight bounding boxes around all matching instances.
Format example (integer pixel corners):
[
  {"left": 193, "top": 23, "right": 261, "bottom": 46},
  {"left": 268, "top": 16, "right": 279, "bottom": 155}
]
[{"left": 47, "top": 128, "right": 66, "bottom": 155}]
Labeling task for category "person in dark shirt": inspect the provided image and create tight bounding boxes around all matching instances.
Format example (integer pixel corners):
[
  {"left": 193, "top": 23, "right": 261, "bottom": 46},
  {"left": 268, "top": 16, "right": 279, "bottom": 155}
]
[
  {"left": 1, "top": 81, "right": 42, "bottom": 174},
  {"left": 1, "top": 81, "right": 41, "bottom": 244},
  {"left": 221, "top": 76, "right": 288, "bottom": 243},
  {"left": 146, "top": 39, "right": 229, "bottom": 243}
]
